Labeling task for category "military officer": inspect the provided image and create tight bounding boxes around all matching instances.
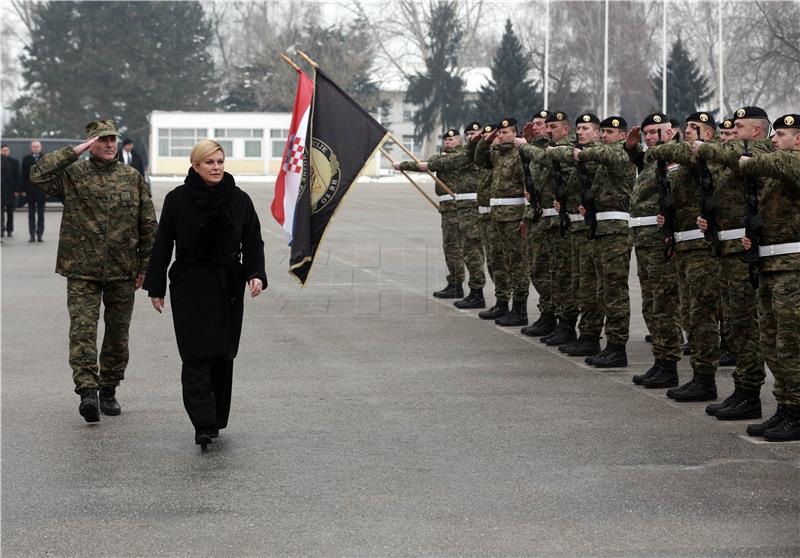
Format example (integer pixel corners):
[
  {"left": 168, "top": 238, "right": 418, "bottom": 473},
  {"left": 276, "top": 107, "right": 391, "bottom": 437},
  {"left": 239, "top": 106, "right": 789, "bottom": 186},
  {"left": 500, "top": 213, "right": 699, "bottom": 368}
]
[
  {"left": 474, "top": 123, "right": 498, "bottom": 289},
  {"left": 719, "top": 118, "right": 736, "bottom": 142},
  {"left": 30, "top": 120, "right": 157, "bottom": 422}
]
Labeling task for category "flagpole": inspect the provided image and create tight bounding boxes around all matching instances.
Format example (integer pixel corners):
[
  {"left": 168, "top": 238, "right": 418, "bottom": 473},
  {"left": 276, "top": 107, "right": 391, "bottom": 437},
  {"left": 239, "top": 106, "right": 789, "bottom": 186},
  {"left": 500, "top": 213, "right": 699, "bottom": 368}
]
[
  {"left": 279, "top": 53, "right": 301, "bottom": 73},
  {"left": 387, "top": 133, "right": 457, "bottom": 199},
  {"left": 380, "top": 147, "right": 439, "bottom": 210},
  {"left": 297, "top": 49, "right": 319, "bottom": 69}
]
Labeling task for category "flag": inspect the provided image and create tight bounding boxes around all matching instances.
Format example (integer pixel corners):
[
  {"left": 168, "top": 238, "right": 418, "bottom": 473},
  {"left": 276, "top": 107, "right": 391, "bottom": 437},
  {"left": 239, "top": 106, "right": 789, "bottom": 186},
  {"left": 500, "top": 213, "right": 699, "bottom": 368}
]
[
  {"left": 289, "top": 69, "right": 389, "bottom": 285},
  {"left": 271, "top": 69, "right": 314, "bottom": 243}
]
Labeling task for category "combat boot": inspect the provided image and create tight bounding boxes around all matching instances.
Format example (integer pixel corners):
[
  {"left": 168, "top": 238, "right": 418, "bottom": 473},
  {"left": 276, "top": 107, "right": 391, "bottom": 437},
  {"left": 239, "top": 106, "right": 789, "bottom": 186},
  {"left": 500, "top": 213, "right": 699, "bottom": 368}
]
[
  {"left": 632, "top": 361, "right": 660, "bottom": 385},
  {"left": 479, "top": 300, "right": 508, "bottom": 320},
  {"left": 454, "top": 288, "right": 485, "bottom": 309},
  {"left": 642, "top": 360, "right": 679, "bottom": 389},
  {"left": 99, "top": 386, "right": 122, "bottom": 416},
  {"left": 590, "top": 344, "right": 628, "bottom": 368},
  {"left": 586, "top": 347, "right": 611, "bottom": 365},
  {"left": 561, "top": 335, "right": 601, "bottom": 357},
  {"left": 433, "top": 282, "right": 463, "bottom": 299},
  {"left": 521, "top": 313, "right": 556, "bottom": 337},
  {"left": 705, "top": 388, "right": 741, "bottom": 416},
  {"left": 542, "top": 320, "right": 576, "bottom": 346},
  {"left": 719, "top": 351, "right": 737, "bottom": 367},
  {"left": 746, "top": 405, "right": 788, "bottom": 437},
  {"left": 763, "top": 407, "right": 800, "bottom": 442},
  {"left": 715, "top": 389, "right": 761, "bottom": 420},
  {"left": 495, "top": 300, "right": 527, "bottom": 326},
  {"left": 78, "top": 389, "right": 100, "bottom": 423},
  {"left": 671, "top": 375, "right": 717, "bottom": 402}
]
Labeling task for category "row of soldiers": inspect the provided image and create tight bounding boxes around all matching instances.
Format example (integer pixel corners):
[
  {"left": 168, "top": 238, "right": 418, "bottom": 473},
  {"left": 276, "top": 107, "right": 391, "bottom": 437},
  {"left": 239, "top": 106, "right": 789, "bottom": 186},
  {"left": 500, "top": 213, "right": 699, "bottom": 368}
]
[{"left": 394, "top": 107, "right": 800, "bottom": 443}]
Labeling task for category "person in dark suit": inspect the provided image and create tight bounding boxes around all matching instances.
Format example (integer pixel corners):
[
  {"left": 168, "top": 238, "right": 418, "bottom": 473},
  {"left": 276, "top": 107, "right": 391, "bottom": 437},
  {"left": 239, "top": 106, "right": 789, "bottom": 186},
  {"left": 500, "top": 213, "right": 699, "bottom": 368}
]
[
  {"left": 21, "top": 140, "right": 46, "bottom": 242},
  {"left": 118, "top": 138, "right": 145, "bottom": 176},
  {"left": 1, "top": 144, "right": 20, "bottom": 238},
  {"left": 143, "top": 139, "right": 267, "bottom": 450}
]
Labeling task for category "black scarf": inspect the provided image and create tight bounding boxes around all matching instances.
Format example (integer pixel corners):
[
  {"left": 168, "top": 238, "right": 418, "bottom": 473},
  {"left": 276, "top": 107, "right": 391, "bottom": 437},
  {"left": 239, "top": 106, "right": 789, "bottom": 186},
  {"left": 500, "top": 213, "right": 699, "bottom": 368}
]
[{"left": 185, "top": 167, "right": 235, "bottom": 250}]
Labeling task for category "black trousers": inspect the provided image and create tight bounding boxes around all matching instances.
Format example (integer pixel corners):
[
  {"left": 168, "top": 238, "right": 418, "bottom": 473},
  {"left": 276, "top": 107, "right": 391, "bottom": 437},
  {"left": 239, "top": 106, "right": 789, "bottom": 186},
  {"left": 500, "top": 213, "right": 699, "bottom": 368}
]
[
  {"left": 181, "top": 359, "right": 233, "bottom": 432},
  {"left": 1, "top": 202, "right": 13, "bottom": 234},
  {"left": 28, "top": 192, "right": 45, "bottom": 239}
]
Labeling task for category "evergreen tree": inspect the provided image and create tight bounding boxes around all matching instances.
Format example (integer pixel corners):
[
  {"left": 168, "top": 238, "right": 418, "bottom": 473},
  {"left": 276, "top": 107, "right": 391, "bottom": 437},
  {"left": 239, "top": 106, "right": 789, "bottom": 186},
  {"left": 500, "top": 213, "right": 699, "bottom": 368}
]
[
  {"left": 475, "top": 19, "right": 542, "bottom": 123},
  {"left": 652, "top": 38, "right": 714, "bottom": 120},
  {"left": 404, "top": 1, "right": 466, "bottom": 145},
  {"left": 7, "top": 1, "right": 217, "bottom": 154}
]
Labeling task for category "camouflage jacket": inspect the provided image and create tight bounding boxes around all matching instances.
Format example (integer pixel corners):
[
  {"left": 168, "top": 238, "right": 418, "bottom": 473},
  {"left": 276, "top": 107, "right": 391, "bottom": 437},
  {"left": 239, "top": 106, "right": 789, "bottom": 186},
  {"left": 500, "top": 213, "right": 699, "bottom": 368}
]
[
  {"left": 649, "top": 140, "right": 715, "bottom": 254},
  {"left": 697, "top": 138, "right": 773, "bottom": 256},
  {"left": 517, "top": 136, "right": 550, "bottom": 222},
  {"left": 30, "top": 146, "right": 158, "bottom": 281},
  {"left": 428, "top": 143, "right": 482, "bottom": 210},
  {"left": 521, "top": 134, "right": 575, "bottom": 230},
  {"left": 475, "top": 140, "right": 526, "bottom": 222},
  {"left": 740, "top": 150, "right": 800, "bottom": 273},
  {"left": 399, "top": 147, "right": 462, "bottom": 213},
  {"left": 626, "top": 144, "right": 665, "bottom": 248},
  {"left": 550, "top": 139, "right": 602, "bottom": 233},
  {"left": 577, "top": 140, "right": 635, "bottom": 236}
]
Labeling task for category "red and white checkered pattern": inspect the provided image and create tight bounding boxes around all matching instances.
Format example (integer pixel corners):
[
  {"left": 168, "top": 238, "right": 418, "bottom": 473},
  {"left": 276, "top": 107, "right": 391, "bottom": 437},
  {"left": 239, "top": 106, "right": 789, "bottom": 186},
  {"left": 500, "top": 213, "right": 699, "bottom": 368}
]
[{"left": 283, "top": 135, "right": 305, "bottom": 174}]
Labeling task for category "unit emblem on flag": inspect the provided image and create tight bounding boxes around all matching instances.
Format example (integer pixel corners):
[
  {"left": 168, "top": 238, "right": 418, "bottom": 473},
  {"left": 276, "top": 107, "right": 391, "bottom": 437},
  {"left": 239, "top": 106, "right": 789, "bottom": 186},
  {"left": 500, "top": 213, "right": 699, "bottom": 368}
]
[{"left": 307, "top": 138, "right": 341, "bottom": 212}]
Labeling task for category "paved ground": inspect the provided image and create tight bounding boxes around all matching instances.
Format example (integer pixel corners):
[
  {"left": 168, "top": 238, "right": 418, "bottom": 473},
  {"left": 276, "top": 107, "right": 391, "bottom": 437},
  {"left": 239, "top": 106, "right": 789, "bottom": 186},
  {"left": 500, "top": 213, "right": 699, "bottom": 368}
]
[{"left": 2, "top": 178, "right": 798, "bottom": 557}]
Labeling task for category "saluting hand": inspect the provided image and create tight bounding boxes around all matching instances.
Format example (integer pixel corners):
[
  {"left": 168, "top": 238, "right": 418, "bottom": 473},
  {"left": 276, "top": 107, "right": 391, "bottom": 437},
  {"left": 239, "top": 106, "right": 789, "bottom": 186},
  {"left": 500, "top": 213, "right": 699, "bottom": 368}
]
[
  {"left": 625, "top": 127, "right": 641, "bottom": 150},
  {"left": 73, "top": 136, "right": 99, "bottom": 156},
  {"left": 249, "top": 278, "right": 263, "bottom": 298}
]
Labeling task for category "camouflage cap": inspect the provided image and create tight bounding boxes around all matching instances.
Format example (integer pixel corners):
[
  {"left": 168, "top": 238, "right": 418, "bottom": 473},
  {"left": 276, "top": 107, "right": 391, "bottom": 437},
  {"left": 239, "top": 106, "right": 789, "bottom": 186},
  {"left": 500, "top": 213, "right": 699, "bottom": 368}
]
[
  {"left": 773, "top": 114, "right": 800, "bottom": 129},
  {"left": 85, "top": 119, "right": 119, "bottom": 139},
  {"left": 599, "top": 116, "right": 627, "bottom": 129}
]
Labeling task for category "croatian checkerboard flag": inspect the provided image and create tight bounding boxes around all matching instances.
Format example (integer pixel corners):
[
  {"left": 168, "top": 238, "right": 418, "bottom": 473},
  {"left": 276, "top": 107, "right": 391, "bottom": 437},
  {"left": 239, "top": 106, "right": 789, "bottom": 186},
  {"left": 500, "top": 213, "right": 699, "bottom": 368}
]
[{"left": 271, "top": 69, "right": 314, "bottom": 244}]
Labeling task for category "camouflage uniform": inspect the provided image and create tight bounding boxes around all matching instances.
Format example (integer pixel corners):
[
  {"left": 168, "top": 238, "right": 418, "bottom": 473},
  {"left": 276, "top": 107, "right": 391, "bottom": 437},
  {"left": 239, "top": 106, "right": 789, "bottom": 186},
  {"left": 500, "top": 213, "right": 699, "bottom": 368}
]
[
  {"left": 698, "top": 138, "right": 772, "bottom": 393},
  {"left": 475, "top": 154, "right": 496, "bottom": 283},
  {"left": 30, "top": 146, "right": 157, "bottom": 392}
]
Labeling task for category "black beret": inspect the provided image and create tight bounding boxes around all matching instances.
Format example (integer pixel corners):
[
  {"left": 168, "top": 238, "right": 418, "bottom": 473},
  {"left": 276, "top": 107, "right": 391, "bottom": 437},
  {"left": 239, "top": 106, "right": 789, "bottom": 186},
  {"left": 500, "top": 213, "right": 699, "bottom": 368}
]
[
  {"left": 498, "top": 118, "right": 517, "bottom": 129},
  {"left": 720, "top": 118, "right": 734, "bottom": 130},
  {"left": 483, "top": 124, "right": 496, "bottom": 133},
  {"left": 733, "top": 106, "right": 769, "bottom": 121},
  {"left": 641, "top": 113, "right": 668, "bottom": 128},
  {"left": 545, "top": 111, "right": 568, "bottom": 123},
  {"left": 669, "top": 118, "right": 681, "bottom": 128},
  {"left": 686, "top": 112, "right": 717, "bottom": 128},
  {"left": 576, "top": 113, "right": 600, "bottom": 126},
  {"left": 534, "top": 110, "right": 551, "bottom": 119},
  {"left": 443, "top": 128, "right": 460, "bottom": 139},
  {"left": 465, "top": 121, "right": 482, "bottom": 132},
  {"left": 773, "top": 114, "right": 800, "bottom": 129},
  {"left": 599, "top": 116, "right": 627, "bottom": 129}
]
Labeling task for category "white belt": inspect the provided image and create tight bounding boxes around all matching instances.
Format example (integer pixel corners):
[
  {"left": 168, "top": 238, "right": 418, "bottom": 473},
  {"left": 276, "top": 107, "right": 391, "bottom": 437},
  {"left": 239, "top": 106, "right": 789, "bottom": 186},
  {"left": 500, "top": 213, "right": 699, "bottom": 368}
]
[
  {"left": 717, "top": 228, "right": 745, "bottom": 241},
  {"left": 455, "top": 193, "right": 478, "bottom": 201},
  {"left": 438, "top": 195, "right": 455, "bottom": 202},
  {"left": 758, "top": 242, "right": 800, "bottom": 258},
  {"left": 478, "top": 206, "right": 491, "bottom": 214},
  {"left": 569, "top": 214, "right": 583, "bottom": 223},
  {"left": 490, "top": 197, "right": 526, "bottom": 206},
  {"left": 674, "top": 229, "right": 704, "bottom": 242},
  {"left": 596, "top": 211, "right": 630, "bottom": 222},
  {"left": 628, "top": 215, "right": 659, "bottom": 228},
  {"left": 540, "top": 208, "right": 558, "bottom": 217}
]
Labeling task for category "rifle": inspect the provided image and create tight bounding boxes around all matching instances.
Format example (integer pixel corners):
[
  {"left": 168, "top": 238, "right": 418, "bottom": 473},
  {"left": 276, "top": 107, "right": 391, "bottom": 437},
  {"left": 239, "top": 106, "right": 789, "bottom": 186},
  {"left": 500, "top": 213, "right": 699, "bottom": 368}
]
[
  {"left": 656, "top": 129, "right": 677, "bottom": 258},
  {"left": 519, "top": 148, "right": 542, "bottom": 222},
  {"left": 575, "top": 143, "right": 597, "bottom": 239},
  {"left": 552, "top": 156, "right": 570, "bottom": 237},
  {"left": 741, "top": 139, "right": 762, "bottom": 289},
  {"left": 693, "top": 124, "right": 721, "bottom": 257}
]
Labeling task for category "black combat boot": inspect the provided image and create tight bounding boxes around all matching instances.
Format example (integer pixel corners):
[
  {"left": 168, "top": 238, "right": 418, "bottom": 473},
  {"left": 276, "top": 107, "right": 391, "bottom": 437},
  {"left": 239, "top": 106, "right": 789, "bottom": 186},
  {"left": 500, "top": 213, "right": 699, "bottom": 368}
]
[
  {"left": 586, "top": 347, "right": 611, "bottom": 365},
  {"left": 454, "top": 288, "right": 485, "bottom": 309},
  {"left": 715, "top": 389, "right": 762, "bottom": 420},
  {"left": 671, "top": 374, "right": 717, "bottom": 402},
  {"left": 644, "top": 334, "right": 652, "bottom": 343},
  {"left": 705, "top": 388, "right": 741, "bottom": 416},
  {"left": 642, "top": 360, "right": 679, "bottom": 389},
  {"left": 561, "top": 335, "right": 601, "bottom": 357},
  {"left": 479, "top": 300, "right": 508, "bottom": 320},
  {"left": 542, "top": 319, "right": 577, "bottom": 346},
  {"left": 763, "top": 406, "right": 800, "bottom": 442},
  {"left": 632, "top": 361, "right": 660, "bottom": 385},
  {"left": 521, "top": 313, "right": 556, "bottom": 337},
  {"left": 78, "top": 389, "right": 100, "bottom": 423},
  {"left": 495, "top": 300, "right": 527, "bottom": 326},
  {"left": 746, "top": 405, "right": 788, "bottom": 437},
  {"left": 590, "top": 344, "right": 628, "bottom": 368},
  {"left": 99, "top": 386, "right": 122, "bottom": 416},
  {"left": 718, "top": 351, "right": 737, "bottom": 367},
  {"left": 433, "top": 282, "right": 463, "bottom": 299}
]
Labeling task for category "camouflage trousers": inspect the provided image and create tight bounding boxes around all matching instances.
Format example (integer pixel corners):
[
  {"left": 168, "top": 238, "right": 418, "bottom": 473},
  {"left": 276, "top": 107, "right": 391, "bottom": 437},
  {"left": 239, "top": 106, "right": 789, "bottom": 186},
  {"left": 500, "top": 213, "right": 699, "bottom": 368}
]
[
  {"left": 479, "top": 213, "right": 496, "bottom": 283},
  {"left": 675, "top": 249, "right": 720, "bottom": 378},
  {"left": 593, "top": 233, "right": 631, "bottom": 345},
  {"left": 67, "top": 278, "right": 136, "bottom": 393},
  {"left": 634, "top": 243, "right": 682, "bottom": 362},
  {"left": 550, "top": 228, "right": 578, "bottom": 321},
  {"left": 458, "top": 206, "right": 486, "bottom": 289},
  {"left": 758, "top": 271, "right": 800, "bottom": 407},
  {"left": 492, "top": 219, "right": 529, "bottom": 302},
  {"left": 527, "top": 220, "right": 554, "bottom": 316},
  {"left": 573, "top": 231, "right": 604, "bottom": 337},
  {"left": 719, "top": 254, "right": 765, "bottom": 392},
  {"left": 440, "top": 210, "right": 464, "bottom": 285}
]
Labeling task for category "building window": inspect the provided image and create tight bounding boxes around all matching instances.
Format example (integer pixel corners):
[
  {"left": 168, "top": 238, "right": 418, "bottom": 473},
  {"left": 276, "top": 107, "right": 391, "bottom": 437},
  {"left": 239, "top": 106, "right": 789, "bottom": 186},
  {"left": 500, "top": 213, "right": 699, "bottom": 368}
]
[
  {"left": 217, "top": 140, "right": 233, "bottom": 156},
  {"left": 157, "top": 128, "right": 207, "bottom": 157},
  {"left": 402, "top": 134, "right": 421, "bottom": 153},
  {"left": 213, "top": 128, "right": 264, "bottom": 158},
  {"left": 245, "top": 140, "right": 261, "bottom": 158},
  {"left": 270, "top": 128, "right": 290, "bottom": 158}
]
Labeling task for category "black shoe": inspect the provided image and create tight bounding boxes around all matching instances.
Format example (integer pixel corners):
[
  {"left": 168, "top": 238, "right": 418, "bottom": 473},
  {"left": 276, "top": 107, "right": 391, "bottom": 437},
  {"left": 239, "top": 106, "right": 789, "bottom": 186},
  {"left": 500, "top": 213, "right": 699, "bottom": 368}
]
[
  {"left": 561, "top": 335, "right": 601, "bottom": 357},
  {"left": 586, "top": 347, "right": 611, "bottom": 365},
  {"left": 454, "top": 288, "right": 485, "bottom": 309},
  {"left": 78, "top": 389, "right": 100, "bottom": 423},
  {"left": 682, "top": 341, "right": 692, "bottom": 355},
  {"left": 543, "top": 320, "right": 577, "bottom": 346},
  {"left": 99, "top": 386, "right": 121, "bottom": 416},
  {"left": 705, "top": 389, "right": 741, "bottom": 416},
  {"left": 195, "top": 428, "right": 214, "bottom": 450},
  {"left": 715, "top": 392, "right": 762, "bottom": 421},
  {"left": 747, "top": 405, "right": 788, "bottom": 437},
  {"left": 495, "top": 300, "right": 527, "bottom": 326},
  {"left": 671, "top": 378, "right": 717, "bottom": 402},
  {"left": 521, "top": 313, "right": 556, "bottom": 337},
  {"left": 479, "top": 300, "right": 508, "bottom": 320},
  {"left": 28, "top": 236, "right": 35, "bottom": 242},
  {"left": 632, "top": 361, "right": 660, "bottom": 385},
  {"left": 433, "top": 283, "right": 463, "bottom": 299},
  {"left": 763, "top": 408, "right": 800, "bottom": 442},
  {"left": 644, "top": 334, "right": 652, "bottom": 343},
  {"left": 643, "top": 360, "right": 679, "bottom": 389},
  {"left": 210, "top": 427, "right": 220, "bottom": 438},
  {"left": 719, "top": 351, "right": 737, "bottom": 367},
  {"left": 37, "top": 235, "right": 43, "bottom": 242},
  {"left": 591, "top": 344, "right": 628, "bottom": 368}
]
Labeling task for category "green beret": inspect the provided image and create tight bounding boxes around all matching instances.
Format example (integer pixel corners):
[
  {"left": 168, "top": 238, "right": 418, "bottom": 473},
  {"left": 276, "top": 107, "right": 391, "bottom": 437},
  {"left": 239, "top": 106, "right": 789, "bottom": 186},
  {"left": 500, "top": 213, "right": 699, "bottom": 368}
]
[
  {"left": 773, "top": 114, "right": 800, "bottom": 129},
  {"left": 575, "top": 113, "right": 600, "bottom": 126},
  {"left": 545, "top": 111, "right": 568, "bottom": 123},
  {"left": 465, "top": 121, "right": 482, "bottom": 132},
  {"left": 599, "top": 116, "right": 627, "bottom": 129},
  {"left": 640, "top": 113, "right": 668, "bottom": 128},
  {"left": 733, "top": 106, "right": 769, "bottom": 121},
  {"left": 85, "top": 119, "right": 119, "bottom": 139}
]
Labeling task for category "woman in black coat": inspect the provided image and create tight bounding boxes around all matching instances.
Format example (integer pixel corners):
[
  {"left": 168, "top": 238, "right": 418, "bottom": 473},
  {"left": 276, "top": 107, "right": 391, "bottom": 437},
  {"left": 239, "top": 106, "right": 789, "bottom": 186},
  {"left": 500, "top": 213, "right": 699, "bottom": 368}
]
[{"left": 143, "top": 139, "right": 267, "bottom": 449}]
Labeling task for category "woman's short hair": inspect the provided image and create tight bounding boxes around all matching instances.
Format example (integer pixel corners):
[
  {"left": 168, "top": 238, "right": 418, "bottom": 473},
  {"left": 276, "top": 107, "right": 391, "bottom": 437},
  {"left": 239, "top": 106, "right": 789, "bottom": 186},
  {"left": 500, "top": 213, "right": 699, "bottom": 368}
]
[{"left": 190, "top": 139, "right": 224, "bottom": 163}]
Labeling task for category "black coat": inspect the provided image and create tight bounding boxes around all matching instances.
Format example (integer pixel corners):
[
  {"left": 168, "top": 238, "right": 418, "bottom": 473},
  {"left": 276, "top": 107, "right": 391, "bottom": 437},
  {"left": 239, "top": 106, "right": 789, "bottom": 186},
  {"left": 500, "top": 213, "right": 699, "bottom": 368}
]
[
  {"left": 1, "top": 155, "right": 20, "bottom": 204},
  {"left": 21, "top": 153, "right": 46, "bottom": 200},
  {"left": 143, "top": 171, "right": 267, "bottom": 362},
  {"left": 118, "top": 149, "right": 145, "bottom": 175}
]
